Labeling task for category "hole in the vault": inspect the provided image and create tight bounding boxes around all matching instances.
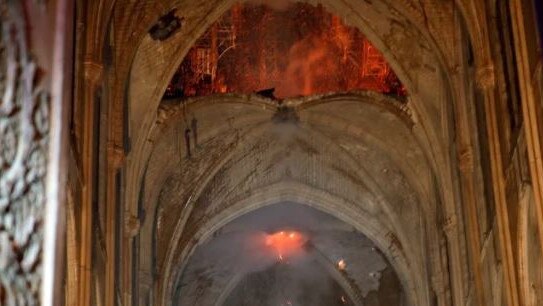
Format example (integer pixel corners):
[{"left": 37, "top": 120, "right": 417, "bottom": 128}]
[
  {"left": 173, "top": 203, "right": 405, "bottom": 306},
  {"left": 163, "top": 1, "right": 407, "bottom": 101}
]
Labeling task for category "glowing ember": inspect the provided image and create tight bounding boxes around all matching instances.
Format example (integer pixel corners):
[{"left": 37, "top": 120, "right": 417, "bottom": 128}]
[
  {"left": 337, "top": 259, "right": 346, "bottom": 270},
  {"left": 164, "top": 2, "right": 406, "bottom": 100},
  {"left": 265, "top": 230, "right": 307, "bottom": 260}
]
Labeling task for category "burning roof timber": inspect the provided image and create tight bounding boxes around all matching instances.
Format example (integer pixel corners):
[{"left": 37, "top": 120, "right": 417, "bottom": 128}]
[{"left": 163, "top": 2, "right": 407, "bottom": 100}]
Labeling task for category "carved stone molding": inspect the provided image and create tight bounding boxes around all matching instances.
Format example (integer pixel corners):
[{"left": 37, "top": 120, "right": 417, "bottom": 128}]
[
  {"left": 0, "top": 2, "right": 50, "bottom": 305},
  {"left": 458, "top": 148, "right": 474, "bottom": 173},
  {"left": 476, "top": 64, "right": 496, "bottom": 90},
  {"left": 107, "top": 142, "right": 125, "bottom": 167},
  {"left": 124, "top": 214, "right": 141, "bottom": 237},
  {"left": 83, "top": 60, "right": 103, "bottom": 84},
  {"left": 442, "top": 215, "right": 459, "bottom": 237}
]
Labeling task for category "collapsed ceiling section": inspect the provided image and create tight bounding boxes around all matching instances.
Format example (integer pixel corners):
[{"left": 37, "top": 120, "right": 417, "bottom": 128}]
[
  {"left": 174, "top": 203, "right": 404, "bottom": 306},
  {"left": 164, "top": 1, "right": 406, "bottom": 100}
]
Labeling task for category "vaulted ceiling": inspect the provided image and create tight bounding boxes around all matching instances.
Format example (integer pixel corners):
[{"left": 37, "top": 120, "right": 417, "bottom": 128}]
[
  {"left": 136, "top": 92, "right": 442, "bottom": 306},
  {"left": 84, "top": 0, "right": 498, "bottom": 305}
]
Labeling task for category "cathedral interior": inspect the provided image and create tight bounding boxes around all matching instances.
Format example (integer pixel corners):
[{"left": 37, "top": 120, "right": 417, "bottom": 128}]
[{"left": 1, "top": 0, "right": 543, "bottom": 305}]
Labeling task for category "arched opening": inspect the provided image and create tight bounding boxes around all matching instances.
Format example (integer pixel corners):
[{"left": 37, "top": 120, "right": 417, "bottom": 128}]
[
  {"left": 121, "top": 1, "right": 476, "bottom": 306},
  {"left": 134, "top": 93, "right": 436, "bottom": 306},
  {"left": 173, "top": 202, "right": 406, "bottom": 306},
  {"left": 163, "top": 2, "right": 406, "bottom": 100},
  {"left": 3, "top": 0, "right": 543, "bottom": 305}
]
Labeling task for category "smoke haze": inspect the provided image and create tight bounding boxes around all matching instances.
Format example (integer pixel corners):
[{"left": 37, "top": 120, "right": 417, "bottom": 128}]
[{"left": 174, "top": 203, "right": 393, "bottom": 306}]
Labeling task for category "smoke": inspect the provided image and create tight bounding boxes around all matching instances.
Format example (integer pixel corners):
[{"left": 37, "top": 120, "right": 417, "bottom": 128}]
[
  {"left": 225, "top": 2, "right": 376, "bottom": 98},
  {"left": 174, "top": 203, "right": 373, "bottom": 305},
  {"left": 175, "top": 2, "right": 406, "bottom": 100},
  {"left": 279, "top": 35, "right": 338, "bottom": 97},
  {"left": 224, "top": 254, "right": 343, "bottom": 306}
]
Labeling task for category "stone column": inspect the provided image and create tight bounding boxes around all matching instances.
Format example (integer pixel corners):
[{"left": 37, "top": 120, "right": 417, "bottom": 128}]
[
  {"left": 510, "top": 0, "right": 543, "bottom": 287},
  {"left": 78, "top": 60, "right": 104, "bottom": 306}
]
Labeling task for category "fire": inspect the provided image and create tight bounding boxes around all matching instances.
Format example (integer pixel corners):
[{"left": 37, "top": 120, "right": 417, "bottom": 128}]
[
  {"left": 265, "top": 230, "right": 307, "bottom": 260},
  {"left": 337, "top": 259, "right": 346, "bottom": 270},
  {"left": 164, "top": 2, "right": 407, "bottom": 100}
]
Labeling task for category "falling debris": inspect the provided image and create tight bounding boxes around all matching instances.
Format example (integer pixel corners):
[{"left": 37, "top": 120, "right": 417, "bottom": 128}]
[{"left": 256, "top": 87, "right": 277, "bottom": 99}]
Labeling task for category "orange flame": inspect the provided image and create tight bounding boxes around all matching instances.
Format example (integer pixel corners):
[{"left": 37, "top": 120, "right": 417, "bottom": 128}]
[
  {"left": 165, "top": 2, "right": 407, "bottom": 100},
  {"left": 266, "top": 230, "right": 307, "bottom": 260}
]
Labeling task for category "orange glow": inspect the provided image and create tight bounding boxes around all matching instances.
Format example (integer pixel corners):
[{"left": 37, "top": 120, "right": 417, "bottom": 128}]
[
  {"left": 265, "top": 230, "right": 307, "bottom": 259},
  {"left": 337, "top": 259, "right": 346, "bottom": 270},
  {"left": 164, "top": 2, "right": 407, "bottom": 100}
]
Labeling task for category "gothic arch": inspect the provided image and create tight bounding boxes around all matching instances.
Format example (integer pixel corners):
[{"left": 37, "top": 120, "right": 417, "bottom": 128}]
[
  {"left": 169, "top": 185, "right": 421, "bottom": 306},
  {"left": 87, "top": 1, "right": 512, "bottom": 306}
]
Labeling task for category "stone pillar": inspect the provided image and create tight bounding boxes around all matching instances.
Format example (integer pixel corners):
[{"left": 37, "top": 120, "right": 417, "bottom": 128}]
[
  {"left": 78, "top": 60, "right": 104, "bottom": 306},
  {"left": 510, "top": 0, "right": 543, "bottom": 290},
  {"left": 476, "top": 62, "right": 521, "bottom": 306},
  {"left": 105, "top": 143, "right": 125, "bottom": 306}
]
